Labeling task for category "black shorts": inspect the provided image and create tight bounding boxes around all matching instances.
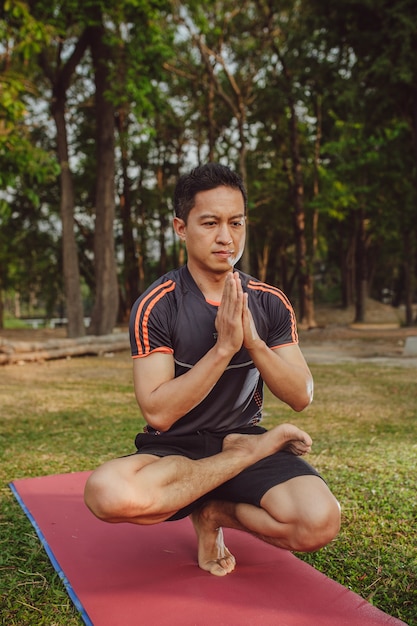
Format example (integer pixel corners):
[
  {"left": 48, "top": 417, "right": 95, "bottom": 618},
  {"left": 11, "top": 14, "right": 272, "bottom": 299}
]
[{"left": 134, "top": 426, "right": 322, "bottom": 521}]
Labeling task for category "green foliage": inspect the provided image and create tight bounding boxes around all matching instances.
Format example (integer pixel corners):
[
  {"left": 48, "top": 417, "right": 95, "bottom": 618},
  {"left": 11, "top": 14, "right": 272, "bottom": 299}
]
[
  {"left": 1, "top": 0, "right": 417, "bottom": 327},
  {"left": 2, "top": 0, "right": 55, "bottom": 58},
  {"left": 0, "top": 2, "right": 59, "bottom": 195},
  {"left": 101, "top": 0, "right": 173, "bottom": 114},
  {"left": 0, "top": 190, "right": 63, "bottom": 317}
]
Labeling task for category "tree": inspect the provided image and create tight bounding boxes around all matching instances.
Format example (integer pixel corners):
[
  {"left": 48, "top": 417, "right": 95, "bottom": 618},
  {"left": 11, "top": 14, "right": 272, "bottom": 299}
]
[
  {"left": 0, "top": 0, "right": 60, "bottom": 327},
  {"left": 253, "top": 0, "right": 322, "bottom": 326},
  {"left": 108, "top": 0, "right": 174, "bottom": 317},
  {"left": 2, "top": 0, "right": 416, "bottom": 332},
  {"left": 38, "top": 20, "right": 91, "bottom": 337},
  {"left": 5, "top": 0, "right": 173, "bottom": 334},
  {"left": 306, "top": 0, "right": 417, "bottom": 324},
  {"left": 88, "top": 18, "right": 119, "bottom": 335},
  {"left": 170, "top": 0, "right": 272, "bottom": 273}
]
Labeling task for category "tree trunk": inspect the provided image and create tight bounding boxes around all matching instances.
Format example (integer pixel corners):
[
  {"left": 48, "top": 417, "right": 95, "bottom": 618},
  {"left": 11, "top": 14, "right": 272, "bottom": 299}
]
[
  {"left": 257, "top": 239, "right": 271, "bottom": 283},
  {"left": 269, "top": 33, "right": 316, "bottom": 326},
  {"left": 43, "top": 33, "right": 91, "bottom": 339},
  {"left": 116, "top": 107, "right": 140, "bottom": 321},
  {"left": 409, "top": 88, "right": 417, "bottom": 325},
  {"left": 207, "top": 78, "right": 216, "bottom": 162},
  {"left": 354, "top": 208, "right": 367, "bottom": 323},
  {"left": 0, "top": 268, "right": 4, "bottom": 329},
  {"left": 157, "top": 164, "right": 168, "bottom": 276},
  {"left": 237, "top": 127, "right": 251, "bottom": 275},
  {"left": 307, "top": 94, "right": 322, "bottom": 329},
  {"left": 403, "top": 230, "right": 414, "bottom": 326},
  {"left": 137, "top": 184, "right": 147, "bottom": 294},
  {"left": 288, "top": 100, "right": 315, "bottom": 327},
  {"left": 89, "top": 24, "right": 119, "bottom": 336},
  {"left": 340, "top": 219, "right": 356, "bottom": 309},
  {"left": 52, "top": 99, "right": 86, "bottom": 338}
]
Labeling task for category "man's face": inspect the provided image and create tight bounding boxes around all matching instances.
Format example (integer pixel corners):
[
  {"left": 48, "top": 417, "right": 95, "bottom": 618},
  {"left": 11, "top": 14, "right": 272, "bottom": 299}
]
[{"left": 174, "top": 186, "right": 246, "bottom": 274}]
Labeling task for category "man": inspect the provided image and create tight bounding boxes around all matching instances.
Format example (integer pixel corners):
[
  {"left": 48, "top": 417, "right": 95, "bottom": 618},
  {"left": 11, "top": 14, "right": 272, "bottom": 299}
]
[{"left": 85, "top": 163, "right": 340, "bottom": 577}]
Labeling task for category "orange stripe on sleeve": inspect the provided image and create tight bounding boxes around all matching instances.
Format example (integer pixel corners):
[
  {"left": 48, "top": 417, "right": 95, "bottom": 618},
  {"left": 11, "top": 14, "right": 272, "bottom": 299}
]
[
  {"left": 247, "top": 281, "right": 298, "bottom": 343},
  {"left": 133, "top": 280, "right": 176, "bottom": 355},
  {"left": 132, "top": 347, "right": 173, "bottom": 359},
  {"left": 141, "top": 283, "right": 176, "bottom": 353}
]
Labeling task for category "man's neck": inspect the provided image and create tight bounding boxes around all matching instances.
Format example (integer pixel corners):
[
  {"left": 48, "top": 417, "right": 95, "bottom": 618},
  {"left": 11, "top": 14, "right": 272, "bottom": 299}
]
[{"left": 186, "top": 264, "right": 233, "bottom": 302}]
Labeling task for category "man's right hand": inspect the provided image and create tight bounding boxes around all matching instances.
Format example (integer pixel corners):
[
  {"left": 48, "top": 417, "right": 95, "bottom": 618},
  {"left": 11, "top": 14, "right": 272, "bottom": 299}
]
[{"left": 215, "top": 272, "right": 245, "bottom": 356}]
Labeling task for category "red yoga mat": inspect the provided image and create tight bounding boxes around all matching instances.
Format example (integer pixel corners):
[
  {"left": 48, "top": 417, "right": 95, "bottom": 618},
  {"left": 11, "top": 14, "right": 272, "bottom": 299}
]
[{"left": 10, "top": 471, "right": 407, "bottom": 626}]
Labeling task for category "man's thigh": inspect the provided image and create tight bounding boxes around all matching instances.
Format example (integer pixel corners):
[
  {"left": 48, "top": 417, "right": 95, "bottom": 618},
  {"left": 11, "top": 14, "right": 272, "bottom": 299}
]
[
  {"left": 167, "top": 449, "right": 323, "bottom": 521},
  {"left": 260, "top": 474, "right": 334, "bottom": 522},
  {"left": 211, "top": 451, "right": 322, "bottom": 508},
  {"left": 86, "top": 453, "right": 161, "bottom": 498}
]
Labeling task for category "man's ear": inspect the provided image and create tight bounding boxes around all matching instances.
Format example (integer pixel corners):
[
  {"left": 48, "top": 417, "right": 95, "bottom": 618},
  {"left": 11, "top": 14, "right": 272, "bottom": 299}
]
[{"left": 173, "top": 217, "right": 186, "bottom": 240}]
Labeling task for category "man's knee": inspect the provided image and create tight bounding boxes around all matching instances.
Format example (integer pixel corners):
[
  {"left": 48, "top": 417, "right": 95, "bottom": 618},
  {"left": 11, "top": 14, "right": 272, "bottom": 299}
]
[
  {"left": 84, "top": 470, "right": 120, "bottom": 521},
  {"left": 84, "top": 462, "right": 174, "bottom": 524},
  {"left": 297, "top": 497, "right": 341, "bottom": 551},
  {"left": 84, "top": 468, "right": 152, "bottom": 523}
]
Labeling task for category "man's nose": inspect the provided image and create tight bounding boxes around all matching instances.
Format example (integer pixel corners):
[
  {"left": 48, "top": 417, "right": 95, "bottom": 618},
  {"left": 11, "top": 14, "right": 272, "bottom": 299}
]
[{"left": 217, "top": 224, "right": 232, "bottom": 244}]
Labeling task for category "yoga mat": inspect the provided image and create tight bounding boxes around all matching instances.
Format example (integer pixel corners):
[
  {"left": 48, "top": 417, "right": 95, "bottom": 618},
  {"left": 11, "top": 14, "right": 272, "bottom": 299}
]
[{"left": 10, "top": 472, "right": 407, "bottom": 626}]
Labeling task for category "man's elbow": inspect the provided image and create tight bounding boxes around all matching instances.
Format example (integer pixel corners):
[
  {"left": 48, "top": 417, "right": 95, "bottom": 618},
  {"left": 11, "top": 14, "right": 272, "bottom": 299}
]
[
  {"left": 291, "top": 397, "right": 311, "bottom": 412},
  {"left": 142, "top": 408, "right": 175, "bottom": 433},
  {"left": 135, "top": 394, "right": 171, "bottom": 432},
  {"left": 291, "top": 382, "right": 314, "bottom": 412}
]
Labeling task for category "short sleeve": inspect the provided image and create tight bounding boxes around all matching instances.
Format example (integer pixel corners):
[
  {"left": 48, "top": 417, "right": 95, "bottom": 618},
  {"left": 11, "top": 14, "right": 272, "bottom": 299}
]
[
  {"left": 266, "top": 289, "right": 298, "bottom": 348},
  {"left": 247, "top": 279, "right": 298, "bottom": 349},
  {"left": 129, "top": 279, "right": 176, "bottom": 358}
]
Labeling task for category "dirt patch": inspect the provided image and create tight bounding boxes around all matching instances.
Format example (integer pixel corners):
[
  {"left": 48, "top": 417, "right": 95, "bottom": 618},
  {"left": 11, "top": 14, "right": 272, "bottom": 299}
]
[
  {"left": 0, "top": 327, "right": 68, "bottom": 343},
  {"left": 312, "top": 297, "right": 407, "bottom": 327},
  {"left": 297, "top": 301, "right": 417, "bottom": 366}
]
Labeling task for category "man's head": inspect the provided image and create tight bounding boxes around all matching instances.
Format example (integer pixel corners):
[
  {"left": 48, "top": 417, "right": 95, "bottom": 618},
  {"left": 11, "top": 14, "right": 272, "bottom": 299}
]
[{"left": 174, "top": 163, "right": 247, "bottom": 223}]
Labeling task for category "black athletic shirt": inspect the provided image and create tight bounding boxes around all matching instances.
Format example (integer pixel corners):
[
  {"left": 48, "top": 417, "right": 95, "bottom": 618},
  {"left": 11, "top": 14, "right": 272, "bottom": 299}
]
[{"left": 129, "top": 265, "right": 298, "bottom": 436}]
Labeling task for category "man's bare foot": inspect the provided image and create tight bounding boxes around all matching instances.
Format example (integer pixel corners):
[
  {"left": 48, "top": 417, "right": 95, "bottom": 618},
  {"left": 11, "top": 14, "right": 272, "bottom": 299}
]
[
  {"left": 191, "top": 504, "right": 236, "bottom": 577},
  {"left": 223, "top": 423, "right": 312, "bottom": 461}
]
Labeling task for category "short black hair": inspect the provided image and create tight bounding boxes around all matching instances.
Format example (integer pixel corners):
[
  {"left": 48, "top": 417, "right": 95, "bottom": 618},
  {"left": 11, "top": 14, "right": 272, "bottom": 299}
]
[{"left": 174, "top": 163, "right": 247, "bottom": 222}]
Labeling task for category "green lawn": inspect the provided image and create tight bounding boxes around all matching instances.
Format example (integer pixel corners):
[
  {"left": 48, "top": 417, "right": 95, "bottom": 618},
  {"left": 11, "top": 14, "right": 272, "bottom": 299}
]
[{"left": 0, "top": 352, "right": 415, "bottom": 625}]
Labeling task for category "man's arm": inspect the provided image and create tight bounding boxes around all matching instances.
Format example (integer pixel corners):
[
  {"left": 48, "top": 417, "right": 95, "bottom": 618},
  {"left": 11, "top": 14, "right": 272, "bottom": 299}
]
[
  {"left": 133, "top": 348, "right": 230, "bottom": 431},
  {"left": 133, "top": 272, "right": 245, "bottom": 432},
  {"left": 242, "top": 293, "right": 313, "bottom": 411}
]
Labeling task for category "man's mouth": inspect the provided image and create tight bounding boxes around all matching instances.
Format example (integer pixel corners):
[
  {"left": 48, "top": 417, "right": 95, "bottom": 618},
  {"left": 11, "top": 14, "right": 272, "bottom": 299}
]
[{"left": 214, "top": 250, "right": 233, "bottom": 256}]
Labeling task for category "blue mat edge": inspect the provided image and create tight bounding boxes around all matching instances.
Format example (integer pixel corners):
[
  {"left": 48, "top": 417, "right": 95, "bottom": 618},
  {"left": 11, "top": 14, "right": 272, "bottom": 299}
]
[{"left": 9, "top": 481, "right": 93, "bottom": 626}]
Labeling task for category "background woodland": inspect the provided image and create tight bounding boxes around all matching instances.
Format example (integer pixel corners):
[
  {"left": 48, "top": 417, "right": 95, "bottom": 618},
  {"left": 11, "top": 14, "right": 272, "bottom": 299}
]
[{"left": 1, "top": 0, "right": 417, "bottom": 337}]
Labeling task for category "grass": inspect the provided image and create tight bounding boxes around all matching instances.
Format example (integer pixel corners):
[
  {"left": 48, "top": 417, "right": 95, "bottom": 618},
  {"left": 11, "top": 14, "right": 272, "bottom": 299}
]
[
  {"left": 3, "top": 318, "right": 33, "bottom": 330},
  {"left": 0, "top": 351, "right": 416, "bottom": 625}
]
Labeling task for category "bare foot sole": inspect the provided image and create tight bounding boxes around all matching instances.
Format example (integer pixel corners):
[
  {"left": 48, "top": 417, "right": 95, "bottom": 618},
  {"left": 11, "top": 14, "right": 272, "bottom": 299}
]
[
  {"left": 191, "top": 508, "right": 236, "bottom": 577},
  {"left": 223, "top": 422, "right": 312, "bottom": 460}
]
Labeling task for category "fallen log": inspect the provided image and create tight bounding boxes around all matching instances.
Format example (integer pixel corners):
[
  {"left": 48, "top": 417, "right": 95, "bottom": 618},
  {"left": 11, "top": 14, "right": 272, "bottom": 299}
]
[{"left": 0, "top": 333, "right": 130, "bottom": 365}]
